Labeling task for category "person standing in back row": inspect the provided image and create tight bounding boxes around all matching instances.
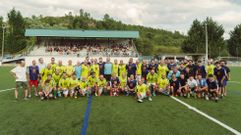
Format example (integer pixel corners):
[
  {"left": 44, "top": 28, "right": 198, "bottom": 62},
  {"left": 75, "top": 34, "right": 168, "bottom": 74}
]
[
  {"left": 10, "top": 60, "right": 29, "bottom": 101},
  {"left": 104, "top": 57, "right": 112, "bottom": 81}
]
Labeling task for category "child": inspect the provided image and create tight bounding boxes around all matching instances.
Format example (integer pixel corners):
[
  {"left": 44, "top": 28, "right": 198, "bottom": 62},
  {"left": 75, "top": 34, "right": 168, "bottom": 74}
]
[
  {"left": 59, "top": 72, "right": 70, "bottom": 97},
  {"left": 97, "top": 75, "right": 107, "bottom": 96},
  {"left": 87, "top": 71, "right": 98, "bottom": 96},
  {"left": 69, "top": 74, "right": 80, "bottom": 98},
  {"left": 157, "top": 74, "right": 170, "bottom": 96},
  {"left": 170, "top": 74, "right": 181, "bottom": 96},
  {"left": 126, "top": 74, "right": 137, "bottom": 96},
  {"left": 196, "top": 74, "right": 208, "bottom": 100},
  {"left": 178, "top": 74, "right": 188, "bottom": 97},
  {"left": 78, "top": 77, "right": 89, "bottom": 97}
]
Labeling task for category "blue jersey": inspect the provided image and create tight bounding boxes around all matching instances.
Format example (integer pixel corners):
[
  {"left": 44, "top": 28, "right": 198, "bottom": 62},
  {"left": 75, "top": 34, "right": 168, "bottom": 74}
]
[
  {"left": 214, "top": 68, "right": 226, "bottom": 81},
  {"left": 29, "top": 65, "right": 39, "bottom": 80},
  {"left": 99, "top": 62, "right": 105, "bottom": 75},
  {"left": 207, "top": 79, "right": 218, "bottom": 90},
  {"left": 75, "top": 66, "right": 82, "bottom": 79},
  {"left": 127, "top": 79, "right": 137, "bottom": 89},
  {"left": 104, "top": 63, "right": 112, "bottom": 75},
  {"left": 195, "top": 65, "right": 206, "bottom": 78},
  {"left": 126, "top": 63, "right": 137, "bottom": 77},
  {"left": 197, "top": 79, "right": 207, "bottom": 87}
]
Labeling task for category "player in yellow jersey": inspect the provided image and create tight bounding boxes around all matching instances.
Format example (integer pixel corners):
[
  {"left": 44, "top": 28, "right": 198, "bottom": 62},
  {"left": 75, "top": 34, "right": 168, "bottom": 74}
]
[
  {"left": 97, "top": 75, "right": 107, "bottom": 96},
  {"left": 157, "top": 74, "right": 170, "bottom": 95},
  {"left": 39, "top": 74, "right": 55, "bottom": 100},
  {"left": 136, "top": 79, "right": 152, "bottom": 103},
  {"left": 87, "top": 71, "right": 99, "bottom": 96},
  {"left": 91, "top": 59, "right": 100, "bottom": 78},
  {"left": 69, "top": 74, "right": 80, "bottom": 98},
  {"left": 50, "top": 57, "right": 57, "bottom": 72},
  {"left": 157, "top": 60, "right": 169, "bottom": 78},
  {"left": 59, "top": 72, "right": 70, "bottom": 97},
  {"left": 41, "top": 64, "right": 53, "bottom": 82},
  {"left": 206, "top": 61, "right": 215, "bottom": 76},
  {"left": 112, "top": 59, "right": 119, "bottom": 76},
  {"left": 55, "top": 60, "right": 65, "bottom": 75},
  {"left": 146, "top": 69, "right": 158, "bottom": 96},
  {"left": 81, "top": 60, "right": 90, "bottom": 79},
  {"left": 136, "top": 60, "right": 142, "bottom": 80},
  {"left": 65, "top": 60, "right": 74, "bottom": 77},
  {"left": 52, "top": 69, "right": 62, "bottom": 98},
  {"left": 78, "top": 76, "right": 89, "bottom": 97},
  {"left": 119, "top": 73, "right": 128, "bottom": 93},
  {"left": 118, "top": 60, "right": 126, "bottom": 77}
]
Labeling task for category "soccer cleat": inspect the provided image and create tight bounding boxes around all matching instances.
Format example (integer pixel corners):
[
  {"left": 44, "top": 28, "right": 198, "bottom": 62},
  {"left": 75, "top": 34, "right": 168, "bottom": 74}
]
[
  {"left": 28, "top": 95, "right": 31, "bottom": 98},
  {"left": 24, "top": 97, "right": 29, "bottom": 100},
  {"left": 205, "top": 95, "right": 209, "bottom": 100},
  {"left": 138, "top": 99, "right": 143, "bottom": 103},
  {"left": 152, "top": 92, "right": 156, "bottom": 97},
  {"left": 148, "top": 97, "right": 152, "bottom": 101},
  {"left": 74, "top": 96, "right": 77, "bottom": 99},
  {"left": 95, "top": 93, "right": 98, "bottom": 96},
  {"left": 215, "top": 97, "right": 219, "bottom": 103},
  {"left": 187, "top": 93, "right": 190, "bottom": 98}
]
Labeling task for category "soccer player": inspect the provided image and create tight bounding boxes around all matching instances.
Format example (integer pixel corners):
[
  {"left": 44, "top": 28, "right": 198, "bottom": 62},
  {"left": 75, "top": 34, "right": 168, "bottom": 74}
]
[
  {"left": 66, "top": 60, "right": 74, "bottom": 77},
  {"left": 136, "top": 79, "right": 152, "bottom": 103},
  {"left": 206, "top": 60, "right": 215, "bottom": 76},
  {"left": 28, "top": 60, "right": 39, "bottom": 98},
  {"left": 141, "top": 60, "right": 149, "bottom": 81},
  {"left": 98, "top": 57, "right": 105, "bottom": 76},
  {"left": 91, "top": 59, "right": 100, "bottom": 78},
  {"left": 10, "top": 60, "right": 29, "bottom": 100},
  {"left": 56, "top": 60, "right": 65, "bottom": 75},
  {"left": 157, "top": 60, "right": 169, "bottom": 79},
  {"left": 52, "top": 69, "right": 61, "bottom": 98},
  {"left": 97, "top": 75, "right": 107, "bottom": 96},
  {"left": 38, "top": 58, "right": 46, "bottom": 74},
  {"left": 196, "top": 74, "right": 208, "bottom": 100},
  {"left": 108, "top": 73, "right": 120, "bottom": 96},
  {"left": 170, "top": 74, "right": 181, "bottom": 96},
  {"left": 136, "top": 60, "right": 142, "bottom": 81},
  {"left": 87, "top": 71, "right": 98, "bottom": 96},
  {"left": 178, "top": 74, "right": 188, "bottom": 97},
  {"left": 157, "top": 74, "right": 170, "bottom": 95},
  {"left": 81, "top": 60, "right": 90, "bottom": 79},
  {"left": 59, "top": 72, "right": 70, "bottom": 97},
  {"left": 118, "top": 60, "right": 127, "bottom": 77},
  {"left": 119, "top": 73, "right": 128, "bottom": 95},
  {"left": 78, "top": 76, "right": 89, "bottom": 97},
  {"left": 126, "top": 58, "right": 136, "bottom": 77},
  {"left": 75, "top": 61, "right": 82, "bottom": 80},
  {"left": 112, "top": 59, "right": 119, "bottom": 76},
  {"left": 214, "top": 62, "right": 226, "bottom": 97},
  {"left": 39, "top": 74, "right": 55, "bottom": 100},
  {"left": 167, "top": 66, "right": 180, "bottom": 80},
  {"left": 220, "top": 60, "right": 230, "bottom": 96},
  {"left": 195, "top": 61, "right": 206, "bottom": 79},
  {"left": 41, "top": 64, "right": 53, "bottom": 83},
  {"left": 187, "top": 76, "right": 198, "bottom": 98},
  {"left": 104, "top": 57, "right": 112, "bottom": 81},
  {"left": 126, "top": 74, "right": 137, "bottom": 96},
  {"left": 148, "top": 59, "right": 157, "bottom": 72},
  {"left": 50, "top": 57, "right": 57, "bottom": 72},
  {"left": 146, "top": 69, "right": 158, "bottom": 96},
  {"left": 206, "top": 74, "right": 219, "bottom": 102},
  {"left": 69, "top": 74, "right": 80, "bottom": 98}
]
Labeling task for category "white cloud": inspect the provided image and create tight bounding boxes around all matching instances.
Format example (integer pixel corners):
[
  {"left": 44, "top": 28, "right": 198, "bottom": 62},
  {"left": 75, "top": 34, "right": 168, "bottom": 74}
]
[{"left": 0, "top": 0, "right": 241, "bottom": 39}]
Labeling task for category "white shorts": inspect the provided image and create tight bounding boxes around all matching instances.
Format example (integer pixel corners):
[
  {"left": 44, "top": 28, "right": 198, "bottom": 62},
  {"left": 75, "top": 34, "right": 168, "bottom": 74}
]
[
  {"left": 81, "top": 89, "right": 87, "bottom": 94},
  {"left": 63, "top": 90, "right": 69, "bottom": 95},
  {"left": 139, "top": 92, "right": 147, "bottom": 99}
]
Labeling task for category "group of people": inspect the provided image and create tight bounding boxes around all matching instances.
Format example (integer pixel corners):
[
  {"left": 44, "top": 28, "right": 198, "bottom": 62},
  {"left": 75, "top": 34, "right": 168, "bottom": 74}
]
[{"left": 10, "top": 57, "right": 230, "bottom": 103}]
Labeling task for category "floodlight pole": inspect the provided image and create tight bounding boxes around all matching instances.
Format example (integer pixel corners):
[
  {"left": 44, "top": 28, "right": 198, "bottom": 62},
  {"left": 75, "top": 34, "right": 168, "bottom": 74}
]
[
  {"left": 1, "top": 24, "right": 5, "bottom": 63},
  {"left": 205, "top": 23, "right": 208, "bottom": 64}
]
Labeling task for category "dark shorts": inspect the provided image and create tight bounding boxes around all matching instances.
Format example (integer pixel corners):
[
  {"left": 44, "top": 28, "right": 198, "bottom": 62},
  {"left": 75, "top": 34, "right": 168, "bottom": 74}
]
[
  {"left": 16, "top": 81, "right": 28, "bottom": 89},
  {"left": 217, "top": 80, "right": 224, "bottom": 87},
  {"left": 104, "top": 74, "right": 111, "bottom": 81}
]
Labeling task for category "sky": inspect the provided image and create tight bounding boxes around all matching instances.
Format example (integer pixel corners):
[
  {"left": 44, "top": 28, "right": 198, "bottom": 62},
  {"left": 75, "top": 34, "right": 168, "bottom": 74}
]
[{"left": 0, "top": 0, "right": 241, "bottom": 39}]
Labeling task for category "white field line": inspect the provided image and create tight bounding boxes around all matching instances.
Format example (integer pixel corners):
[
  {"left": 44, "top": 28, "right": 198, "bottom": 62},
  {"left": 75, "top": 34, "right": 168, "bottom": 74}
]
[
  {"left": 171, "top": 96, "right": 241, "bottom": 135},
  {"left": 229, "top": 81, "right": 241, "bottom": 84},
  {"left": 0, "top": 88, "right": 15, "bottom": 93}
]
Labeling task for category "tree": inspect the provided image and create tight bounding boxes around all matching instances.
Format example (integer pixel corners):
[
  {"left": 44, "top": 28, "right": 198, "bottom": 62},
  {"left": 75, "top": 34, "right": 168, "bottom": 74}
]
[
  {"left": 228, "top": 24, "right": 241, "bottom": 57},
  {"left": 181, "top": 17, "right": 225, "bottom": 58},
  {"left": 0, "top": 17, "right": 3, "bottom": 52},
  {"left": 6, "top": 8, "right": 27, "bottom": 53}
]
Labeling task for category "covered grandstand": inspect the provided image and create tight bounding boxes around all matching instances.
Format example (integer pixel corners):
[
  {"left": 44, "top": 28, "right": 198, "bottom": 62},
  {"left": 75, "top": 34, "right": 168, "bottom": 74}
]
[{"left": 24, "top": 29, "right": 140, "bottom": 65}]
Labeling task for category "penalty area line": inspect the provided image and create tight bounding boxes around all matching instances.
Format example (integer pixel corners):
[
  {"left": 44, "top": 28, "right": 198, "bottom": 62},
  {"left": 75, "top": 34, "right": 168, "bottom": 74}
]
[
  {"left": 0, "top": 88, "right": 15, "bottom": 93},
  {"left": 170, "top": 96, "right": 241, "bottom": 135}
]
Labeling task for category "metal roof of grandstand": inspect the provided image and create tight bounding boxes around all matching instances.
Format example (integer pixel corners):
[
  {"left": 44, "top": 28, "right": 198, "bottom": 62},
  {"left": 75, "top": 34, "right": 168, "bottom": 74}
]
[{"left": 25, "top": 29, "right": 139, "bottom": 38}]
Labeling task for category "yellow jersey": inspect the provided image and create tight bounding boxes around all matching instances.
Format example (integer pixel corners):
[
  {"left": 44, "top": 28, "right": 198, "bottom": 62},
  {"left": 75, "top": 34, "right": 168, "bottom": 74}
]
[
  {"left": 118, "top": 64, "right": 127, "bottom": 77},
  {"left": 112, "top": 64, "right": 119, "bottom": 76},
  {"left": 91, "top": 64, "right": 99, "bottom": 77},
  {"left": 136, "top": 84, "right": 148, "bottom": 93},
  {"left": 136, "top": 63, "right": 142, "bottom": 75},
  {"left": 81, "top": 65, "right": 89, "bottom": 78},
  {"left": 157, "top": 65, "right": 169, "bottom": 77},
  {"left": 157, "top": 78, "right": 169, "bottom": 89}
]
